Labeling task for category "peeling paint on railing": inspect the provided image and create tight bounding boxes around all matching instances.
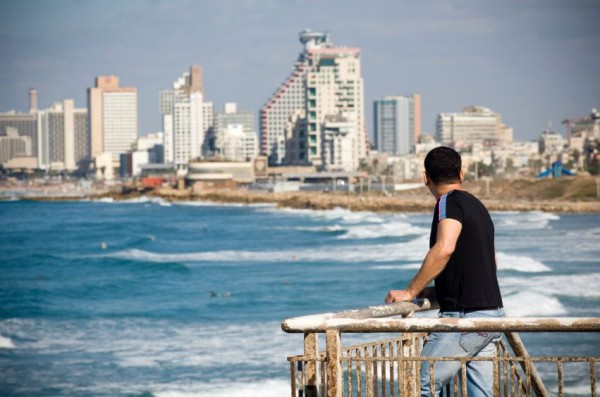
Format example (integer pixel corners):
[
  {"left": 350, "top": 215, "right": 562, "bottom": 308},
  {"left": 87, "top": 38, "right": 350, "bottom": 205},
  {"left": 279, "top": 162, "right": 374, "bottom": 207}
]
[{"left": 282, "top": 316, "right": 600, "bottom": 333}]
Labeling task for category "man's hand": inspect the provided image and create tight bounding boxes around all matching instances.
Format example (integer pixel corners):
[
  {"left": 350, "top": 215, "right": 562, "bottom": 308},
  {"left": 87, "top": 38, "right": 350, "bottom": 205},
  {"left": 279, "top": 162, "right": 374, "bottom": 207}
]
[{"left": 385, "top": 289, "right": 414, "bottom": 304}]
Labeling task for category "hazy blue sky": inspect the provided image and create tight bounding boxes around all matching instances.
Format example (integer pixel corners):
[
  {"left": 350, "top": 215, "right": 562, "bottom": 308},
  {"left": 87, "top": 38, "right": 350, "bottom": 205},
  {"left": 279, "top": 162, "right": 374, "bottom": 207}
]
[{"left": 1, "top": 0, "right": 599, "bottom": 142}]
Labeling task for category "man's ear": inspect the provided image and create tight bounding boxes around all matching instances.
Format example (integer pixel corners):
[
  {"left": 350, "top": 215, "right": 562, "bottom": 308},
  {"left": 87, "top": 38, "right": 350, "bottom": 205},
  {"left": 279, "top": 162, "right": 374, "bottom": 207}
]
[
  {"left": 423, "top": 171, "right": 429, "bottom": 186},
  {"left": 459, "top": 169, "right": 465, "bottom": 183}
]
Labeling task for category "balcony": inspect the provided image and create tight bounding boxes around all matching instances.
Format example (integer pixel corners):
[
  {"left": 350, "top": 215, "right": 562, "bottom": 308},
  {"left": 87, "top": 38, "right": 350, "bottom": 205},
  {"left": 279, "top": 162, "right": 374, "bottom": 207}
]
[{"left": 281, "top": 300, "right": 600, "bottom": 397}]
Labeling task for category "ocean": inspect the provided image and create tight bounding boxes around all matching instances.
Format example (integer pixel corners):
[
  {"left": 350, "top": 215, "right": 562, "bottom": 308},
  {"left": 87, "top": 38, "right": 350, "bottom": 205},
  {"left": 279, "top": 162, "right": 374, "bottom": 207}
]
[{"left": 0, "top": 198, "right": 599, "bottom": 396}]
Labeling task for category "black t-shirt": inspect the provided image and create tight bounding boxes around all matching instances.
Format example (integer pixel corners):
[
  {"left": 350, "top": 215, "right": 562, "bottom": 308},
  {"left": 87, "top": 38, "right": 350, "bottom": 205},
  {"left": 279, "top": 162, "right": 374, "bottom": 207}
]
[{"left": 430, "top": 190, "right": 503, "bottom": 312}]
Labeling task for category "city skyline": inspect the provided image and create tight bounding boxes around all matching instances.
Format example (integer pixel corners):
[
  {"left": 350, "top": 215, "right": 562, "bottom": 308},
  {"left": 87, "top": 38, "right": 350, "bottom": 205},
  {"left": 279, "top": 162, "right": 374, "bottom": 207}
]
[{"left": 1, "top": 0, "right": 599, "bottom": 143}]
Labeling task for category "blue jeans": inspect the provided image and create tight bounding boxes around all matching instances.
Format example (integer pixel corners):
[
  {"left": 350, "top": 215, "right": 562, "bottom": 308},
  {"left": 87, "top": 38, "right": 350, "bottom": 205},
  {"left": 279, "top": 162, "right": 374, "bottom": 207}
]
[{"left": 420, "top": 308, "right": 505, "bottom": 397}]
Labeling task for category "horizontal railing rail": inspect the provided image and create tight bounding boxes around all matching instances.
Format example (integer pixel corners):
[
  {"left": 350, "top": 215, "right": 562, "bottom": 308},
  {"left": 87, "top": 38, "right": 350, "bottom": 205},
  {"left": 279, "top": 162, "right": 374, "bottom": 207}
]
[{"left": 282, "top": 315, "right": 600, "bottom": 333}]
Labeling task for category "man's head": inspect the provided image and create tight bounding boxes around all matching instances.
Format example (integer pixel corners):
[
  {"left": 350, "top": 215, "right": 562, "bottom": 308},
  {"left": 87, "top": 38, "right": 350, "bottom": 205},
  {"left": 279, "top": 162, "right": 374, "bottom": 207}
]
[{"left": 424, "top": 146, "right": 462, "bottom": 185}]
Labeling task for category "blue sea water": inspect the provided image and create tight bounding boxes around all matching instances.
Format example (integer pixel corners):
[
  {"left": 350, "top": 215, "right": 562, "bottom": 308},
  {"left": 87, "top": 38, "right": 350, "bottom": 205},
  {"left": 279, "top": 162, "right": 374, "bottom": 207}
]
[{"left": 0, "top": 198, "right": 599, "bottom": 396}]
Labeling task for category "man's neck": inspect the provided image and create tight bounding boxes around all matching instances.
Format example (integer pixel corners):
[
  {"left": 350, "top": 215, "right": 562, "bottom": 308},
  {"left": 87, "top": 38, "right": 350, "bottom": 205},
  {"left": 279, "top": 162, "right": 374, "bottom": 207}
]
[{"left": 432, "top": 182, "right": 462, "bottom": 200}]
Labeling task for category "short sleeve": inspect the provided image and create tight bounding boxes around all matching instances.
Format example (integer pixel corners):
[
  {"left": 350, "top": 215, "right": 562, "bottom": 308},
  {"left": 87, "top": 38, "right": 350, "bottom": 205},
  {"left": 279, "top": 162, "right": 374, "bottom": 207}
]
[{"left": 438, "top": 192, "right": 464, "bottom": 224}]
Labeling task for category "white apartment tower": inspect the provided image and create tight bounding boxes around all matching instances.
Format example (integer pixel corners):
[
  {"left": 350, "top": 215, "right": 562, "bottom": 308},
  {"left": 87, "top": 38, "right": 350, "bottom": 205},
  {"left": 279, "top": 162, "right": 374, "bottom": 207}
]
[
  {"left": 0, "top": 128, "right": 32, "bottom": 165},
  {"left": 321, "top": 113, "right": 357, "bottom": 172},
  {"left": 373, "top": 95, "right": 421, "bottom": 155},
  {"left": 38, "top": 100, "right": 88, "bottom": 171},
  {"left": 213, "top": 102, "right": 257, "bottom": 162},
  {"left": 261, "top": 30, "right": 367, "bottom": 169},
  {"left": 436, "top": 106, "right": 512, "bottom": 150},
  {"left": 88, "top": 76, "right": 138, "bottom": 165},
  {"left": 160, "top": 65, "right": 212, "bottom": 173}
]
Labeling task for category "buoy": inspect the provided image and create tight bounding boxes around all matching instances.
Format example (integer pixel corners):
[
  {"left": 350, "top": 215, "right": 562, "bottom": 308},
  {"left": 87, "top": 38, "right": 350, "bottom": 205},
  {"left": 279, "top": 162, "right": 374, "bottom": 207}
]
[{"left": 101, "top": 242, "right": 107, "bottom": 250}]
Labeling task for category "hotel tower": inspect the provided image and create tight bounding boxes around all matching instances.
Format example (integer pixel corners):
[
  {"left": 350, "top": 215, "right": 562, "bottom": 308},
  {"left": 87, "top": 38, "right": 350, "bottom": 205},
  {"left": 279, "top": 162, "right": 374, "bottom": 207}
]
[
  {"left": 87, "top": 76, "right": 138, "bottom": 164},
  {"left": 260, "top": 30, "right": 367, "bottom": 170}
]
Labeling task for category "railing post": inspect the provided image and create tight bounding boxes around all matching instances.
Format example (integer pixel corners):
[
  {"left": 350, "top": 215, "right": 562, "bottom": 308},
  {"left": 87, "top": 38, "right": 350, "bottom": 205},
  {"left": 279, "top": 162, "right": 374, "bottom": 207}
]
[
  {"left": 505, "top": 332, "right": 549, "bottom": 397},
  {"left": 326, "top": 329, "right": 342, "bottom": 397},
  {"left": 304, "top": 332, "right": 319, "bottom": 397}
]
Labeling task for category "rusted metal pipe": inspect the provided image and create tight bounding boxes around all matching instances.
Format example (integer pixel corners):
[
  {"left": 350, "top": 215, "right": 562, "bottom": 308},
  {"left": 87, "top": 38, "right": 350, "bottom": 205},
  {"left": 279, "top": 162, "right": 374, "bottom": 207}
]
[
  {"left": 282, "top": 316, "right": 600, "bottom": 334},
  {"left": 303, "top": 333, "right": 319, "bottom": 397},
  {"left": 505, "top": 332, "right": 549, "bottom": 397},
  {"left": 326, "top": 330, "right": 342, "bottom": 397},
  {"left": 281, "top": 300, "right": 436, "bottom": 334}
]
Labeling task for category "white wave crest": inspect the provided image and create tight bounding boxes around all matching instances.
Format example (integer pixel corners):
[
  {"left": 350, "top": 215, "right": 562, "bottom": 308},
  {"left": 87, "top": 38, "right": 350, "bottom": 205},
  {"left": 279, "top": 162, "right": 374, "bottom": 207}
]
[
  {"left": 370, "top": 264, "right": 422, "bottom": 270},
  {"left": 502, "top": 291, "right": 567, "bottom": 317},
  {"left": 174, "top": 201, "right": 276, "bottom": 208},
  {"left": 101, "top": 235, "right": 428, "bottom": 265},
  {"left": 339, "top": 221, "right": 427, "bottom": 240},
  {"left": 293, "top": 224, "right": 345, "bottom": 233},
  {"left": 0, "top": 334, "right": 15, "bottom": 348},
  {"left": 494, "top": 211, "right": 560, "bottom": 231},
  {"left": 496, "top": 252, "right": 551, "bottom": 272},
  {"left": 91, "top": 196, "right": 172, "bottom": 206},
  {"left": 267, "top": 206, "right": 388, "bottom": 224},
  {"left": 152, "top": 379, "right": 289, "bottom": 397},
  {"left": 501, "top": 272, "right": 600, "bottom": 299}
]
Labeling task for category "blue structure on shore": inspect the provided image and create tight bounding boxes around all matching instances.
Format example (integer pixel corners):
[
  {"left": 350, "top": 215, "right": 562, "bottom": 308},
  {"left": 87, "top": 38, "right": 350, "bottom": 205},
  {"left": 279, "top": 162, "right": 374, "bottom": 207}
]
[{"left": 537, "top": 161, "right": 574, "bottom": 178}]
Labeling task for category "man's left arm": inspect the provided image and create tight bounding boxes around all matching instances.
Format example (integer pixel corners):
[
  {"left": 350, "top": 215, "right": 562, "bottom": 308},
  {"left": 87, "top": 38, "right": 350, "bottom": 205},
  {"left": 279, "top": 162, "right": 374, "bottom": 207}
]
[{"left": 385, "top": 218, "right": 462, "bottom": 303}]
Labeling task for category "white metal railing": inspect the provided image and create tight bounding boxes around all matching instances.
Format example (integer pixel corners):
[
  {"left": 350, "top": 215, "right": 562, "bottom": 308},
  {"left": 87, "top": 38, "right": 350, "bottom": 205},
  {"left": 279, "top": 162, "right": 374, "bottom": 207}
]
[{"left": 282, "top": 300, "right": 600, "bottom": 397}]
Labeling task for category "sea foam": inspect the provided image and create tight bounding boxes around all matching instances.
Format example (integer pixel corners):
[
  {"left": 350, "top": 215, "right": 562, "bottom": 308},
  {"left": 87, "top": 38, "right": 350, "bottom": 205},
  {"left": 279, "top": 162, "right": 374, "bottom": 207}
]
[
  {"left": 101, "top": 235, "right": 429, "bottom": 265},
  {"left": 152, "top": 379, "right": 290, "bottom": 397},
  {"left": 501, "top": 272, "right": 600, "bottom": 299},
  {"left": 0, "top": 334, "right": 15, "bottom": 349},
  {"left": 502, "top": 291, "right": 567, "bottom": 317},
  {"left": 496, "top": 252, "right": 551, "bottom": 273},
  {"left": 494, "top": 211, "right": 560, "bottom": 231},
  {"left": 339, "top": 221, "right": 427, "bottom": 240}
]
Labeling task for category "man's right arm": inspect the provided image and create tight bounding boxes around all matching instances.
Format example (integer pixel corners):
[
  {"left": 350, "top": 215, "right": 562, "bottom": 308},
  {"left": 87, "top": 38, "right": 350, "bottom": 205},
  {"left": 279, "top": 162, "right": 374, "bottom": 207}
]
[{"left": 385, "top": 218, "right": 461, "bottom": 304}]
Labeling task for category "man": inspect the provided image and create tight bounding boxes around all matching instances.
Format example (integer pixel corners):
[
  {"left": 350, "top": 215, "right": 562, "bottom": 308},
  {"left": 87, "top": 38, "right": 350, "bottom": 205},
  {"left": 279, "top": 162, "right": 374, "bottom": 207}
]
[{"left": 385, "top": 146, "right": 504, "bottom": 396}]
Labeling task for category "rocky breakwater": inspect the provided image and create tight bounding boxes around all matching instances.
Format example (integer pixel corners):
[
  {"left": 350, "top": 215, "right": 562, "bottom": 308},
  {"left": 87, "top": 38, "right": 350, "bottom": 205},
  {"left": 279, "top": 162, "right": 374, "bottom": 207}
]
[{"left": 156, "top": 176, "right": 600, "bottom": 214}]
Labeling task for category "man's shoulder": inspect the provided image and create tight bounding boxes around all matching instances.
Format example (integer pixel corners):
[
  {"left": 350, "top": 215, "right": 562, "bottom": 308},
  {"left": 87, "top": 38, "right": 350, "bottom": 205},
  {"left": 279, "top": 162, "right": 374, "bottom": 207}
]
[{"left": 449, "top": 190, "right": 490, "bottom": 213}]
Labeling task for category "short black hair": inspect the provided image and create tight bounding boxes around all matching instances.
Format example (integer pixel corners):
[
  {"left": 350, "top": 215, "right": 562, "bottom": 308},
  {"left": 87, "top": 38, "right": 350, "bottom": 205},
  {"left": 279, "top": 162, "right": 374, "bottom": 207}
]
[{"left": 424, "top": 146, "right": 462, "bottom": 185}]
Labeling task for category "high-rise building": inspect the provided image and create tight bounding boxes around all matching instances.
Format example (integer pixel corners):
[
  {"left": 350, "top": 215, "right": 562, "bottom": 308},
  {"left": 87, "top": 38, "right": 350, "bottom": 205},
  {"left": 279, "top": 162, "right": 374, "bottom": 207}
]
[
  {"left": 38, "top": 100, "right": 88, "bottom": 171},
  {"left": 261, "top": 30, "right": 367, "bottom": 169},
  {"left": 0, "top": 98, "right": 39, "bottom": 162},
  {"left": 0, "top": 128, "right": 32, "bottom": 165},
  {"left": 436, "top": 106, "right": 512, "bottom": 150},
  {"left": 213, "top": 102, "right": 257, "bottom": 162},
  {"left": 373, "top": 95, "right": 421, "bottom": 155},
  {"left": 88, "top": 76, "right": 138, "bottom": 164},
  {"left": 321, "top": 113, "right": 357, "bottom": 172},
  {"left": 160, "top": 65, "right": 212, "bottom": 174}
]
